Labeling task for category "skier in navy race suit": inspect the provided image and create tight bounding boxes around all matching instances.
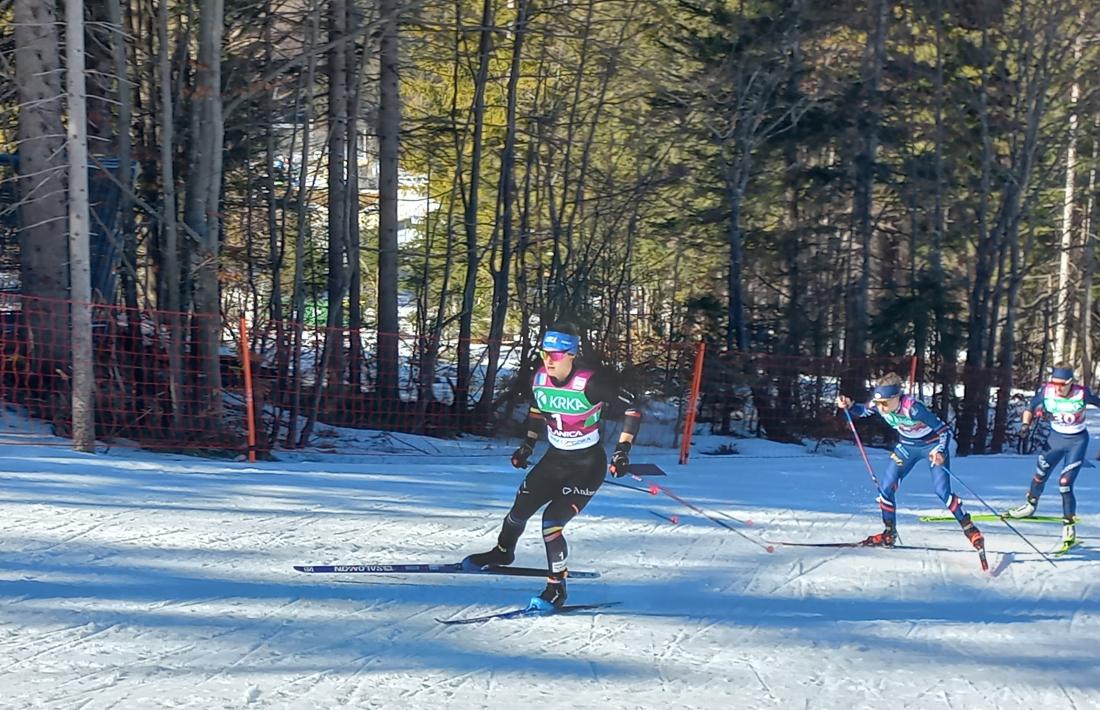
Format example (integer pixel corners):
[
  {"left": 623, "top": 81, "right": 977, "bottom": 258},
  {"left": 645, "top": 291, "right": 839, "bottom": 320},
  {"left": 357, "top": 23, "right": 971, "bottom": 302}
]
[{"left": 838, "top": 372, "right": 984, "bottom": 551}]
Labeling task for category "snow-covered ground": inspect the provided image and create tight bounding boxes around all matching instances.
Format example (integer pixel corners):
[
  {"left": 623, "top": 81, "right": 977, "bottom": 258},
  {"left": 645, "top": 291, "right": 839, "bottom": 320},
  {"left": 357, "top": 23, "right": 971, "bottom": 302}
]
[{"left": 1, "top": 419, "right": 1099, "bottom": 709}]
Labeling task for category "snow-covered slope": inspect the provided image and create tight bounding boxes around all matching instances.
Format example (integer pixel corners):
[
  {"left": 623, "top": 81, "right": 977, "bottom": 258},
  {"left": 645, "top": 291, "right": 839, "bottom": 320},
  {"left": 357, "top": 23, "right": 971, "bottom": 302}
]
[{"left": 0, "top": 420, "right": 1097, "bottom": 708}]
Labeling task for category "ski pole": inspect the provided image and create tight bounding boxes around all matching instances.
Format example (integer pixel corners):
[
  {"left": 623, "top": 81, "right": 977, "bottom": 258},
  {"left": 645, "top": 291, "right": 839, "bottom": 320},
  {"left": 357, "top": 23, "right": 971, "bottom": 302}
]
[
  {"left": 630, "top": 476, "right": 775, "bottom": 553},
  {"left": 843, "top": 407, "right": 879, "bottom": 487},
  {"left": 944, "top": 467, "right": 1057, "bottom": 568}
]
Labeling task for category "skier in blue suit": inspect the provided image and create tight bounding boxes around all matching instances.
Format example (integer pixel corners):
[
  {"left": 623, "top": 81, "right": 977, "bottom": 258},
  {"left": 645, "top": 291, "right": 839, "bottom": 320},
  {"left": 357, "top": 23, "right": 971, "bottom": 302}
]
[
  {"left": 1004, "top": 363, "right": 1100, "bottom": 551},
  {"left": 838, "top": 372, "right": 984, "bottom": 550}
]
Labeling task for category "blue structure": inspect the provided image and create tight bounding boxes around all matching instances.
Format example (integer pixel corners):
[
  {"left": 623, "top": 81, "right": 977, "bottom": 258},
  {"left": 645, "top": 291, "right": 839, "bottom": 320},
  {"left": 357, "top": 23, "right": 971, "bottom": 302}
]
[{"left": 0, "top": 153, "right": 133, "bottom": 301}]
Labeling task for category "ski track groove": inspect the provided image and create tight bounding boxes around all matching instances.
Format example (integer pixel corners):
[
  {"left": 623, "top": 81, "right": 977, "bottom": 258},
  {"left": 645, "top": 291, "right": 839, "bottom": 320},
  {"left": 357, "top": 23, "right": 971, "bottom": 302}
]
[
  {"left": 330, "top": 653, "right": 382, "bottom": 707},
  {"left": 25, "top": 510, "right": 131, "bottom": 555},
  {"left": 4, "top": 622, "right": 121, "bottom": 672},
  {"left": 399, "top": 666, "right": 484, "bottom": 703},
  {"left": 733, "top": 654, "right": 779, "bottom": 705},
  {"left": 192, "top": 597, "right": 303, "bottom": 689},
  {"left": 766, "top": 550, "right": 844, "bottom": 595},
  {"left": 1058, "top": 682, "right": 1081, "bottom": 710}
]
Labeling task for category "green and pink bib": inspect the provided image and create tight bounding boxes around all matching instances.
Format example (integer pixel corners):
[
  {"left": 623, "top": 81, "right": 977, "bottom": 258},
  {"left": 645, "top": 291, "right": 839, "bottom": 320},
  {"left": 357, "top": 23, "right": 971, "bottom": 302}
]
[{"left": 533, "top": 367, "right": 603, "bottom": 450}]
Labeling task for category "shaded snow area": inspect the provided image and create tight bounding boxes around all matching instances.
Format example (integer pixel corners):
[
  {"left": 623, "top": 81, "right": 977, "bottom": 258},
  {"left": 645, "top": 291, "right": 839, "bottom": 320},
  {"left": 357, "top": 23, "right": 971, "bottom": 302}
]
[{"left": 1, "top": 426, "right": 1099, "bottom": 709}]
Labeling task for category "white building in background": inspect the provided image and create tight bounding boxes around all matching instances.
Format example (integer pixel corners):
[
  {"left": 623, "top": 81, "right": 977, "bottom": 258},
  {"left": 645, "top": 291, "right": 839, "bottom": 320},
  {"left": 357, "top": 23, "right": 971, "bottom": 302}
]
[{"left": 275, "top": 123, "right": 437, "bottom": 246}]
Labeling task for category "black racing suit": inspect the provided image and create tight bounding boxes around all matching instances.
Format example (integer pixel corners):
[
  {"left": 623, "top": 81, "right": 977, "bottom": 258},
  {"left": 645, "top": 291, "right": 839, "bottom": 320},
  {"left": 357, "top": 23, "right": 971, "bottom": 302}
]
[{"left": 494, "top": 365, "right": 640, "bottom": 578}]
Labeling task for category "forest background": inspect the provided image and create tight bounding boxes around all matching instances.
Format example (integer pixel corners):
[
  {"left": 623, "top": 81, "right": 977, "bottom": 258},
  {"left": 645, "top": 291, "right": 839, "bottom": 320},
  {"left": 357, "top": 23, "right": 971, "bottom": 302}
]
[{"left": 2, "top": 0, "right": 1098, "bottom": 456}]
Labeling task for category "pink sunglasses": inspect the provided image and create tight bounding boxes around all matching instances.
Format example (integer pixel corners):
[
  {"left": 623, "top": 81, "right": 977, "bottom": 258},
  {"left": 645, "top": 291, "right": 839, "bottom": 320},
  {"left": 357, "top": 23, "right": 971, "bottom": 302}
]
[{"left": 540, "top": 350, "right": 572, "bottom": 362}]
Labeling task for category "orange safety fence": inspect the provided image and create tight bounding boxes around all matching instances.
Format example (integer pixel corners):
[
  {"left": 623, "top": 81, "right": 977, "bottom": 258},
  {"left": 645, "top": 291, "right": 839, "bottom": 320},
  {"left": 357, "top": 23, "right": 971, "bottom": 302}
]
[{"left": 0, "top": 293, "right": 1049, "bottom": 457}]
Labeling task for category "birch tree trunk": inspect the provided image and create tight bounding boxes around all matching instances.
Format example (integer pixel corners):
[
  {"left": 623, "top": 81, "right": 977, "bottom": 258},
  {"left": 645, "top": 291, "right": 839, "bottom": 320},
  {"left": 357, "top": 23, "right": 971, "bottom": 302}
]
[{"left": 1054, "top": 34, "right": 1082, "bottom": 362}]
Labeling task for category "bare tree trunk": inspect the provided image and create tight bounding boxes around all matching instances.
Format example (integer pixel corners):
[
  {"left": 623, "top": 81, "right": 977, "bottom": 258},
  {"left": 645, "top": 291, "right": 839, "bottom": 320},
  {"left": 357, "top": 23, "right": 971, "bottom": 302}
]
[
  {"left": 1081, "top": 114, "right": 1099, "bottom": 388},
  {"left": 325, "top": 0, "right": 349, "bottom": 396},
  {"left": 845, "top": 0, "right": 887, "bottom": 367},
  {"left": 454, "top": 0, "right": 495, "bottom": 420},
  {"left": 287, "top": 3, "right": 320, "bottom": 446},
  {"left": 109, "top": 0, "right": 136, "bottom": 312},
  {"left": 14, "top": 0, "right": 70, "bottom": 371},
  {"left": 264, "top": 4, "right": 284, "bottom": 446},
  {"left": 376, "top": 0, "right": 401, "bottom": 403},
  {"left": 186, "top": 0, "right": 225, "bottom": 430},
  {"left": 956, "top": 26, "right": 995, "bottom": 456},
  {"left": 931, "top": 0, "right": 945, "bottom": 281},
  {"left": 1054, "top": 34, "right": 1082, "bottom": 361},
  {"left": 158, "top": 0, "right": 184, "bottom": 427},
  {"left": 346, "top": 8, "right": 366, "bottom": 392},
  {"left": 479, "top": 0, "right": 529, "bottom": 420},
  {"left": 66, "top": 0, "right": 95, "bottom": 452},
  {"left": 725, "top": 164, "right": 750, "bottom": 351}
]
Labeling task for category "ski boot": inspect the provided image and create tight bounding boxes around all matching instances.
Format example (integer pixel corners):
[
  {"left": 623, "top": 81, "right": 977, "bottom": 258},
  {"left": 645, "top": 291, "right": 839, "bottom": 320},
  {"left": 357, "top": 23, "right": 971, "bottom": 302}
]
[
  {"left": 461, "top": 544, "right": 514, "bottom": 571},
  {"left": 1003, "top": 496, "right": 1038, "bottom": 519},
  {"left": 1057, "top": 522, "right": 1078, "bottom": 555},
  {"left": 860, "top": 527, "right": 896, "bottom": 548},
  {"left": 962, "top": 521, "right": 984, "bottom": 551},
  {"left": 527, "top": 575, "right": 567, "bottom": 613}
]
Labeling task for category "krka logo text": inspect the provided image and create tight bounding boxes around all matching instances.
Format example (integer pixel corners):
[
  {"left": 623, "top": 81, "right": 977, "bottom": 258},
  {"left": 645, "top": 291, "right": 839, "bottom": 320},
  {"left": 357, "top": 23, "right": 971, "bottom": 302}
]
[{"left": 535, "top": 389, "right": 588, "bottom": 413}]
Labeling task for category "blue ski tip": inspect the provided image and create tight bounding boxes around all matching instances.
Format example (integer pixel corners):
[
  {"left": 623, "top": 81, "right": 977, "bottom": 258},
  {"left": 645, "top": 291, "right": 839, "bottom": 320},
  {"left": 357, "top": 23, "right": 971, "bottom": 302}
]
[{"left": 437, "top": 601, "right": 621, "bottom": 625}]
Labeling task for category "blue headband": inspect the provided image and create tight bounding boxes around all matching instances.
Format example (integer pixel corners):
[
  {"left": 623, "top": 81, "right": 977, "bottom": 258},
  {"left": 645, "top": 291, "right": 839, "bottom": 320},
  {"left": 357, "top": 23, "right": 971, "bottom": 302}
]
[
  {"left": 1051, "top": 367, "right": 1075, "bottom": 383},
  {"left": 872, "top": 383, "right": 902, "bottom": 400},
  {"left": 542, "top": 330, "right": 579, "bottom": 354}
]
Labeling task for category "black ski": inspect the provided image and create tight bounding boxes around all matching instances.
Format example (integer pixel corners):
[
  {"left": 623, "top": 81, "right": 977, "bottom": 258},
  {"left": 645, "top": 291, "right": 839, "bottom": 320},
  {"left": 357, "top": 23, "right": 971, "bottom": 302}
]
[{"left": 293, "top": 563, "right": 600, "bottom": 579}]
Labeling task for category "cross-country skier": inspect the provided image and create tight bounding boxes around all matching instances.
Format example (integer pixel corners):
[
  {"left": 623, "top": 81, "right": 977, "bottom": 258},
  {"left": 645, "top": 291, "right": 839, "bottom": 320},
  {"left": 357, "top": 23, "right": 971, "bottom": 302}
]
[
  {"left": 1003, "top": 363, "right": 1100, "bottom": 552},
  {"left": 837, "top": 372, "right": 984, "bottom": 551},
  {"left": 462, "top": 322, "right": 641, "bottom": 611}
]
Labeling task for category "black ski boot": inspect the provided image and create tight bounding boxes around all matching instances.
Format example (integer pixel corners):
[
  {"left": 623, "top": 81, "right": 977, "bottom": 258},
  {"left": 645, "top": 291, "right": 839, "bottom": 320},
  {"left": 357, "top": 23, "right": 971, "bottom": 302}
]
[
  {"left": 527, "top": 575, "right": 567, "bottom": 612},
  {"left": 461, "top": 544, "right": 515, "bottom": 571}
]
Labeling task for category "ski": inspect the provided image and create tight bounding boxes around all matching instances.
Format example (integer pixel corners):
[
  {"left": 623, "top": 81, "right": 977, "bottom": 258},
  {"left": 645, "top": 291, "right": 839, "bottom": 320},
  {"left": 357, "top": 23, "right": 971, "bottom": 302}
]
[
  {"left": 293, "top": 563, "right": 600, "bottom": 579},
  {"left": 919, "top": 514, "right": 1064, "bottom": 524},
  {"left": 1053, "top": 539, "right": 1081, "bottom": 556},
  {"left": 771, "top": 539, "right": 991, "bottom": 572},
  {"left": 768, "top": 540, "right": 965, "bottom": 553},
  {"left": 437, "top": 601, "right": 621, "bottom": 626}
]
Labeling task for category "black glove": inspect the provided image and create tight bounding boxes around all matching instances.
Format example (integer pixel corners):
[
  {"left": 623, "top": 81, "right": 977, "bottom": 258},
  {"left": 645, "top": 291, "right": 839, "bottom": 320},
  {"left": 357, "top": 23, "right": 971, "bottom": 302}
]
[
  {"left": 1020, "top": 421, "right": 1032, "bottom": 436},
  {"left": 511, "top": 441, "right": 534, "bottom": 469},
  {"left": 609, "top": 441, "right": 631, "bottom": 478}
]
